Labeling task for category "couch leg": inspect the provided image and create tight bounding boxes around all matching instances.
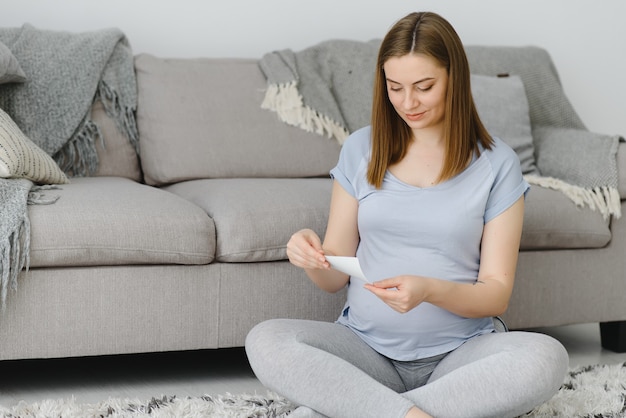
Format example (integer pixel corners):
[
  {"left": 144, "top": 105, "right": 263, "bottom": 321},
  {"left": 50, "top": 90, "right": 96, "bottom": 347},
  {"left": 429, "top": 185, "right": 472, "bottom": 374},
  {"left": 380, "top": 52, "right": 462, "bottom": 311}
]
[{"left": 600, "top": 321, "right": 626, "bottom": 353}]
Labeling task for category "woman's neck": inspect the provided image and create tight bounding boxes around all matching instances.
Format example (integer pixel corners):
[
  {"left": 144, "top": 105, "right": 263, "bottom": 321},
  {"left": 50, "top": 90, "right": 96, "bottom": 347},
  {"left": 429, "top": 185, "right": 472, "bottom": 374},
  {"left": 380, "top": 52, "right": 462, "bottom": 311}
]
[{"left": 411, "top": 126, "right": 444, "bottom": 148}]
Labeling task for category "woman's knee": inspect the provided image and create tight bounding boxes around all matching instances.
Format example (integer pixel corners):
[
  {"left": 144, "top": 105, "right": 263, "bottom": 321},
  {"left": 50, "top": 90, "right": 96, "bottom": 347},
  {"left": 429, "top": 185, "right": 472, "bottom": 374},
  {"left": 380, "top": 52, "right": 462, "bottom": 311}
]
[
  {"left": 245, "top": 319, "right": 296, "bottom": 362},
  {"left": 246, "top": 319, "right": 289, "bottom": 347},
  {"left": 483, "top": 331, "right": 568, "bottom": 402},
  {"left": 526, "top": 332, "right": 569, "bottom": 394},
  {"left": 430, "top": 331, "right": 568, "bottom": 395},
  {"left": 497, "top": 332, "right": 569, "bottom": 390},
  {"left": 245, "top": 319, "right": 303, "bottom": 387},
  {"left": 504, "top": 332, "right": 569, "bottom": 415}
]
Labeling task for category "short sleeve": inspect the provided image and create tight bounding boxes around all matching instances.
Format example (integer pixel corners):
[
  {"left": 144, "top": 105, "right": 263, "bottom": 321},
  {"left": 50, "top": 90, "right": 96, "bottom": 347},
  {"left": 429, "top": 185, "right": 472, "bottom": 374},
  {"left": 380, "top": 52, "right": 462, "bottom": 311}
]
[
  {"left": 484, "top": 137, "right": 530, "bottom": 223},
  {"left": 329, "top": 126, "right": 371, "bottom": 198}
]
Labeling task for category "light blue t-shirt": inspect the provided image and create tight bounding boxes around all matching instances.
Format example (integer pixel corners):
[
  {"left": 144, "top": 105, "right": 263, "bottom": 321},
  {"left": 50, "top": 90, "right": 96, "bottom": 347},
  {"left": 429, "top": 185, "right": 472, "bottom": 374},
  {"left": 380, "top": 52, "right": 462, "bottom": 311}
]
[{"left": 330, "top": 126, "right": 530, "bottom": 361}]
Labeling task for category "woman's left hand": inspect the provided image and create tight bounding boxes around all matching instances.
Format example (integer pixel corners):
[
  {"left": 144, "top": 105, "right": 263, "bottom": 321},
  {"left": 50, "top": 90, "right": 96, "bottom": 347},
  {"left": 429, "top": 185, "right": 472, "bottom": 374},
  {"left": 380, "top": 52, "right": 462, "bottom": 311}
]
[{"left": 364, "top": 276, "right": 432, "bottom": 313}]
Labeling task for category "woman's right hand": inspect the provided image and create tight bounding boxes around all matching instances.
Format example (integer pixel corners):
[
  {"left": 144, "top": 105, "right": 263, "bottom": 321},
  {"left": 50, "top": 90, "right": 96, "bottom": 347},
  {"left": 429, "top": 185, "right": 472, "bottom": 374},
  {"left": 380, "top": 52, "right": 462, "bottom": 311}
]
[
  {"left": 285, "top": 182, "right": 357, "bottom": 293},
  {"left": 286, "top": 229, "right": 330, "bottom": 271}
]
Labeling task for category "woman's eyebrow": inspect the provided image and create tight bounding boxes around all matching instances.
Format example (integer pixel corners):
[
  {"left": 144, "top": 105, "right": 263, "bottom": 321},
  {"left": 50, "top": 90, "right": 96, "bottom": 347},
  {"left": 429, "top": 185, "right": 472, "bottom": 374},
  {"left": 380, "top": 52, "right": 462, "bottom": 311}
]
[{"left": 386, "top": 77, "right": 435, "bottom": 85}]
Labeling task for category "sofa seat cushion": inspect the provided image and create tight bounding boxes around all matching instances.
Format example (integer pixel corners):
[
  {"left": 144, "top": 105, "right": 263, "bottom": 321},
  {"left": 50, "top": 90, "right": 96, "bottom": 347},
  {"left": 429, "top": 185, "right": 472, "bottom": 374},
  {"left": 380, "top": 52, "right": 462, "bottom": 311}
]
[
  {"left": 521, "top": 185, "right": 611, "bottom": 250},
  {"left": 159, "top": 176, "right": 608, "bottom": 262},
  {"left": 28, "top": 177, "right": 215, "bottom": 267},
  {"left": 164, "top": 178, "right": 332, "bottom": 262}
]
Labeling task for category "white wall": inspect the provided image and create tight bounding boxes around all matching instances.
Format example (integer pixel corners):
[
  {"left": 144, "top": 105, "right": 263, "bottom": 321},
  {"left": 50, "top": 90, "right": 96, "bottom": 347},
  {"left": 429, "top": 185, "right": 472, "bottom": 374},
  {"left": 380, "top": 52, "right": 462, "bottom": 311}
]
[{"left": 3, "top": 0, "right": 625, "bottom": 136}]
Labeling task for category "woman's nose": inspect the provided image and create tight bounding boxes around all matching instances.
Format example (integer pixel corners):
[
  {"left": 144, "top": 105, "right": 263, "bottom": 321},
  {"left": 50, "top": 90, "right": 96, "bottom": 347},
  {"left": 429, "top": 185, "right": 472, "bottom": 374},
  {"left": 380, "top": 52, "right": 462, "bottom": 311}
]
[{"left": 403, "top": 91, "right": 418, "bottom": 109}]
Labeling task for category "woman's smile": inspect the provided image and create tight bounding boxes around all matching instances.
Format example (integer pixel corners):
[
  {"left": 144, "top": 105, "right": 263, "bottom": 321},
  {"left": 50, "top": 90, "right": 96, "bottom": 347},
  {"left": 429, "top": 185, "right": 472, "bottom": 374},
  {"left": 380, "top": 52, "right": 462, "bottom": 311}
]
[{"left": 405, "top": 111, "right": 426, "bottom": 121}]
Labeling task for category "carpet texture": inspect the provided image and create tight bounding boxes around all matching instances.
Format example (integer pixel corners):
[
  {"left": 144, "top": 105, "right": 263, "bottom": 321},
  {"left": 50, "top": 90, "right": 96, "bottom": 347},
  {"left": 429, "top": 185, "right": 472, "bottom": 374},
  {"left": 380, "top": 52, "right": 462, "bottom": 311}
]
[
  {"left": 524, "top": 362, "right": 626, "bottom": 418},
  {"left": 1, "top": 363, "right": 624, "bottom": 417},
  {"left": 0, "top": 392, "right": 295, "bottom": 418}
]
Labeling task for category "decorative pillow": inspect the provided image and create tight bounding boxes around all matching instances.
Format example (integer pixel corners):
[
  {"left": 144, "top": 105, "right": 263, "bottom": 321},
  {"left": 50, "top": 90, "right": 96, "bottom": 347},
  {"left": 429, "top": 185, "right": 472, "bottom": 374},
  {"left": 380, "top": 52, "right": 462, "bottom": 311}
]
[
  {"left": 471, "top": 74, "right": 537, "bottom": 174},
  {"left": 0, "top": 41, "right": 26, "bottom": 84},
  {"left": 0, "top": 107, "right": 68, "bottom": 184}
]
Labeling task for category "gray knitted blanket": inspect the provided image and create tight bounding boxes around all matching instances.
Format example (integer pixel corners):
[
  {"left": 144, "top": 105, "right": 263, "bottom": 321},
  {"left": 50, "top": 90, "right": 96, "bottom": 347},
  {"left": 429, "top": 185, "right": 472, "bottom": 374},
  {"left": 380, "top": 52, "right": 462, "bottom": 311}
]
[
  {"left": 260, "top": 40, "right": 622, "bottom": 219},
  {"left": 0, "top": 24, "right": 138, "bottom": 172},
  {"left": 259, "top": 39, "right": 380, "bottom": 142},
  {"left": 0, "top": 179, "right": 32, "bottom": 310},
  {"left": 0, "top": 24, "right": 138, "bottom": 310}
]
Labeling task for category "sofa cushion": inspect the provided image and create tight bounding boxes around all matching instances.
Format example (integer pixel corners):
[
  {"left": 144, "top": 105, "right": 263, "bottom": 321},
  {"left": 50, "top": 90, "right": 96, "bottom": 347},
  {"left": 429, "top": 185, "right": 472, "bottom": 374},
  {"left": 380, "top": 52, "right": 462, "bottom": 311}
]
[
  {"left": 135, "top": 54, "right": 341, "bottom": 186},
  {"left": 28, "top": 177, "right": 215, "bottom": 267},
  {"left": 164, "top": 178, "right": 332, "bottom": 262},
  {"left": 521, "top": 185, "right": 611, "bottom": 250},
  {"left": 162, "top": 176, "right": 608, "bottom": 262},
  {"left": 471, "top": 74, "right": 536, "bottom": 174}
]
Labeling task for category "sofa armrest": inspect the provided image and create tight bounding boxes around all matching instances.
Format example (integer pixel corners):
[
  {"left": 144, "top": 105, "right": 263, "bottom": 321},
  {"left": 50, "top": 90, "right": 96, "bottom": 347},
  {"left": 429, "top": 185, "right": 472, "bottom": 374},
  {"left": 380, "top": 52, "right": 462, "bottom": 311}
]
[{"left": 617, "top": 138, "right": 626, "bottom": 200}]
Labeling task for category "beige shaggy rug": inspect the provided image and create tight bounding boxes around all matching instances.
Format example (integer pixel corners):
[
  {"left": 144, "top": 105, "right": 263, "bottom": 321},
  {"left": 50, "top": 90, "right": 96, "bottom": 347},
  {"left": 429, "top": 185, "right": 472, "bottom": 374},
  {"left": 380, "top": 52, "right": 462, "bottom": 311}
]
[{"left": 1, "top": 363, "right": 624, "bottom": 417}]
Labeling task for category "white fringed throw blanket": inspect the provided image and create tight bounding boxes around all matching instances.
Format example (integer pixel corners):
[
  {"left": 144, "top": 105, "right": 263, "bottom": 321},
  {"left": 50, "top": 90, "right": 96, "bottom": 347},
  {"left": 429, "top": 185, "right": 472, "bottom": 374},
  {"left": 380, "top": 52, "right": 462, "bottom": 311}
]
[
  {"left": 260, "top": 40, "right": 622, "bottom": 220},
  {"left": 0, "top": 24, "right": 138, "bottom": 310}
]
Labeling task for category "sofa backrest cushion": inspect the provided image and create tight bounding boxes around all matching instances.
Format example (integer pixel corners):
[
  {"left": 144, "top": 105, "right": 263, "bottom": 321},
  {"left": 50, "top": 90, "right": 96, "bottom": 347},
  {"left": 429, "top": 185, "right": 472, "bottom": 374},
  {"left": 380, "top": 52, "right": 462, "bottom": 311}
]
[
  {"left": 135, "top": 46, "right": 584, "bottom": 187},
  {"left": 135, "top": 54, "right": 341, "bottom": 186}
]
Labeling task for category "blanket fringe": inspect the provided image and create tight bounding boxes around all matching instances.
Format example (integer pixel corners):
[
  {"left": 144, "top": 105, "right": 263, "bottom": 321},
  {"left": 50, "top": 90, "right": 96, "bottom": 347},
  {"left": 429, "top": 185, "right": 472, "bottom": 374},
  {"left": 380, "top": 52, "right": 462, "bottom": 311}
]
[
  {"left": 524, "top": 174, "right": 622, "bottom": 220},
  {"left": 0, "top": 185, "right": 59, "bottom": 312},
  {"left": 99, "top": 80, "right": 140, "bottom": 154},
  {"left": 261, "top": 82, "right": 349, "bottom": 144},
  {"left": 53, "top": 80, "right": 139, "bottom": 177},
  {"left": 0, "top": 214, "right": 30, "bottom": 313},
  {"left": 28, "top": 185, "right": 61, "bottom": 205},
  {"left": 54, "top": 120, "right": 101, "bottom": 176}
]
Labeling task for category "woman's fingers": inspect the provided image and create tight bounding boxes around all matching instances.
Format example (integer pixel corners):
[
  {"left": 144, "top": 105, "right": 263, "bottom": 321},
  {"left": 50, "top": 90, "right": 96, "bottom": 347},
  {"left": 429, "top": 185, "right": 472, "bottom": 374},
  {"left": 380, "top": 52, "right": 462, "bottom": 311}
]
[{"left": 286, "top": 229, "right": 328, "bottom": 269}]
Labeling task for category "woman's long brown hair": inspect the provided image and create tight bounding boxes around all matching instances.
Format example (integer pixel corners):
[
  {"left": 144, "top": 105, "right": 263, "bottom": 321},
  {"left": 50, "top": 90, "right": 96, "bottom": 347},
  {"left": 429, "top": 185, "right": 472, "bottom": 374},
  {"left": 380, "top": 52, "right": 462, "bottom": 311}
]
[{"left": 367, "top": 12, "right": 493, "bottom": 188}]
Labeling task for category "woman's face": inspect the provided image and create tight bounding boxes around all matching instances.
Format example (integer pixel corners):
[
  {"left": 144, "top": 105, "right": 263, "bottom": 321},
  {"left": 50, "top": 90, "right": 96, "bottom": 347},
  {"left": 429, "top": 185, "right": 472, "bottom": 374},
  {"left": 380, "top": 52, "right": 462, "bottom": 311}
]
[{"left": 383, "top": 53, "right": 448, "bottom": 134}]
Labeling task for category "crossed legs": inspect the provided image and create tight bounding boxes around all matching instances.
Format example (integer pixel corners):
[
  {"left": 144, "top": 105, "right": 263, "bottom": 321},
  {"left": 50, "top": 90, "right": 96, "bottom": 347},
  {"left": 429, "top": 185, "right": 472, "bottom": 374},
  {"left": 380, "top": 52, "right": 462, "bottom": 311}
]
[{"left": 245, "top": 319, "right": 568, "bottom": 418}]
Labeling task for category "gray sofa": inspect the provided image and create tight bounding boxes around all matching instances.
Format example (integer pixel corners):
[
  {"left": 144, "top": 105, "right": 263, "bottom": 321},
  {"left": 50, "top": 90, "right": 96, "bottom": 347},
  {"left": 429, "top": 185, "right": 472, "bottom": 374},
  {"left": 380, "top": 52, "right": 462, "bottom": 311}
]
[{"left": 0, "top": 44, "right": 624, "bottom": 361}]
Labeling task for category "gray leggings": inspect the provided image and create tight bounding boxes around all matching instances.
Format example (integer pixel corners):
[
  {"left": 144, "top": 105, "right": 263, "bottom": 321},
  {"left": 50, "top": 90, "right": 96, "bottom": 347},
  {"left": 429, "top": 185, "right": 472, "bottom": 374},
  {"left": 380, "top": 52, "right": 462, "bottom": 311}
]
[{"left": 245, "top": 319, "right": 568, "bottom": 418}]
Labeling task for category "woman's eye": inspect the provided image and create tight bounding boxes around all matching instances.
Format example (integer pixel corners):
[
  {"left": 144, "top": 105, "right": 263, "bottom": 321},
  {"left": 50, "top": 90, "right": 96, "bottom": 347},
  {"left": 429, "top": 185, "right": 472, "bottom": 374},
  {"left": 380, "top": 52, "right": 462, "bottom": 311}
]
[
  {"left": 417, "top": 85, "right": 433, "bottom": 92},
  {"left": 390, "top": 86, "right": 402, "bottom": 92}
]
